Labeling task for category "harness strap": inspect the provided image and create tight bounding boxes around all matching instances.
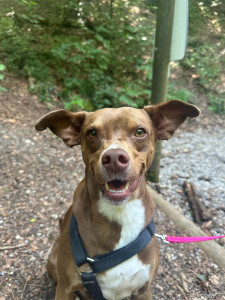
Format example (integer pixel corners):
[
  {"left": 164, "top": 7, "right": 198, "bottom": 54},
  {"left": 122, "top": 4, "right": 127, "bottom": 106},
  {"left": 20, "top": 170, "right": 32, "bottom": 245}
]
[
  {"left": 80, "top": 271, "right": 105, "bottom": 299},
  {"left": 90, "top": 219, "right": 155, "bottom": 273},
  {"left": 69, "top": 214, "right": 105, "bottom": 299},
  {"left": 69, "top": 213, "right": 155, "bottom": 300}
]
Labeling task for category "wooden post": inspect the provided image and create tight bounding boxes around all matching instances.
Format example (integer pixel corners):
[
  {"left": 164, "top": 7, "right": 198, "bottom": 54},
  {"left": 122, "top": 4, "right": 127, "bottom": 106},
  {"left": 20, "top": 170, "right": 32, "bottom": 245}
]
[{"left": 147, "top": 0, "right": 175, "bottom": 182}]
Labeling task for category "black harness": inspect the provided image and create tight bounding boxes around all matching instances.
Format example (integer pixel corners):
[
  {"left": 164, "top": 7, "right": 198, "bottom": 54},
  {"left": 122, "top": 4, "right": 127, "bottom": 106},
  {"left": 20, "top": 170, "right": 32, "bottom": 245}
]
[{"left": 69, "top": 213, "right": 155, "bottom": 300}]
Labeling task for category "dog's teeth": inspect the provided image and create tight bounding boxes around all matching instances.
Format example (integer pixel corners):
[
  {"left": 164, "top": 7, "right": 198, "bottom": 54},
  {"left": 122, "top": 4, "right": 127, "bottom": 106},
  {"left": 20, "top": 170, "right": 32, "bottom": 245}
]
[
  {"left": 105, "top": 182, "right": 129, "bottom": 193},
  {"left": 125, "top": 182, "right": 129, "bottom": 190}
]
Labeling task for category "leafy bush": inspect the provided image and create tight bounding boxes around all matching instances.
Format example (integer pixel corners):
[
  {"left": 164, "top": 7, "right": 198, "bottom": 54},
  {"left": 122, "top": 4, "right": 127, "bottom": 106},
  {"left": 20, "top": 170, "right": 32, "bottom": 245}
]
[
  {"left": 167, "top": 83, "right": 196, "bottom": 103},
  {"left": 0, "top": 0, "right": 155, "bottom": 110},
  {"left": 183, "top": 43, "right": 222, "bottom": 91},
  {"left": 180, "top": 0, "right": 225, "bottom": 114},
  {"left": 209, "top": 93, "right": 225, "bottom": 114}
]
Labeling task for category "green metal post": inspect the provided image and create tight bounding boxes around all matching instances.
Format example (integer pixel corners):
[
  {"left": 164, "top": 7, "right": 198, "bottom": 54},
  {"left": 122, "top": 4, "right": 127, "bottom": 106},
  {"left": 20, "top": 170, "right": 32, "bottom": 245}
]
[{"left": 147, "top": 0, "right": 175, "bottom": 182}]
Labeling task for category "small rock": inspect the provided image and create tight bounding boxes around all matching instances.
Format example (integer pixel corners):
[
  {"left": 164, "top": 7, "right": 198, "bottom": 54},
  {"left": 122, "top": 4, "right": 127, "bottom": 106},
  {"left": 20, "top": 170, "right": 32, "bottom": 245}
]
[{"left": 51, "top": 214, "right": 58, "bottom": 220}]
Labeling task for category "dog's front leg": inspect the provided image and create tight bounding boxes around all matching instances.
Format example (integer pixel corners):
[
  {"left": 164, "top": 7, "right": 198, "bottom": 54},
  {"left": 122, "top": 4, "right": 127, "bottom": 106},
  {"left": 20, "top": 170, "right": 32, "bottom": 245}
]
[
  {"left": 55, "top": 283, "right": 74, "bottom": 300},
  {"left": 131, "top": 292, "right": 152, "bottom": 300},
  {"left": 131, "top": 282, "right": 152, "bottom": 300}
]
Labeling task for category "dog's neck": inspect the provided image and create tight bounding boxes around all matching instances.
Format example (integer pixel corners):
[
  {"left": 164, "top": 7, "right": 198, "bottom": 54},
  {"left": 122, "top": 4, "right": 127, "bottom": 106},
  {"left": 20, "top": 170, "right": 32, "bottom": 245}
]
[
  {"left": 73, "top": 170, "right": 154, "bottom": 257},
  {"left": 97, "top": 197, "right": 147, "bottom": 249}
]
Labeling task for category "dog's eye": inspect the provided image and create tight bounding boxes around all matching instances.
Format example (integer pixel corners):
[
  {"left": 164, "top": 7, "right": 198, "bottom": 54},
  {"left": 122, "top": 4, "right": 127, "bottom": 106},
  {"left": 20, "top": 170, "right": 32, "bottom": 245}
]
[
  {"left": 135, "top": 128, "right": 146, "bottom": 138},
  {"left": 87, "top": 130, "right": 97, "bottom": 139}
]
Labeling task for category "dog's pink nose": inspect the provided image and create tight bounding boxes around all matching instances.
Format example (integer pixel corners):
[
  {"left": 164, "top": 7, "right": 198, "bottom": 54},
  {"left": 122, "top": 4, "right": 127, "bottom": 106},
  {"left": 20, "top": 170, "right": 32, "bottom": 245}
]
[{"left": 102, "top": 149, "right": 130, "bottom": 173}]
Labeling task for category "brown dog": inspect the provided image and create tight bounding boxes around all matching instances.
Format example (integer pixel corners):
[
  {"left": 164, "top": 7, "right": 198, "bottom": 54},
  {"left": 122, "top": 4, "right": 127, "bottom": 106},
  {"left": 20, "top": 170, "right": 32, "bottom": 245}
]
[{"left": 35, "top": 100, "right": 200, "bottom": 300}]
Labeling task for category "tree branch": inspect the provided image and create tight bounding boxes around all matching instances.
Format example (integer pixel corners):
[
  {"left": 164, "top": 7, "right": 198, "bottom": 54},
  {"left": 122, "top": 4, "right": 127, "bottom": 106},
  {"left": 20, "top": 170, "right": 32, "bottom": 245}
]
[{"left": 0, "top": 243, "right": 27, "bottom": 251}]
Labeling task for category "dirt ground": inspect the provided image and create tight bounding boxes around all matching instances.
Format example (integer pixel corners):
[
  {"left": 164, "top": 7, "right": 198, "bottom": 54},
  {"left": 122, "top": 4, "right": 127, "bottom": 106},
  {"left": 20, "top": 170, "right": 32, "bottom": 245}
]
[{"left": 0, "top": 72, "right": 225, "bottom": 300}]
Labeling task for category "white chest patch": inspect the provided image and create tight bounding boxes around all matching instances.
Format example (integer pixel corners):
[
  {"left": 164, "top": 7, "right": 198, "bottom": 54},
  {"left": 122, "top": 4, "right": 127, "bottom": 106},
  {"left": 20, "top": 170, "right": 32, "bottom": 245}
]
[{"left": 97, "top": 198, "right": 150, "bottom": 300}]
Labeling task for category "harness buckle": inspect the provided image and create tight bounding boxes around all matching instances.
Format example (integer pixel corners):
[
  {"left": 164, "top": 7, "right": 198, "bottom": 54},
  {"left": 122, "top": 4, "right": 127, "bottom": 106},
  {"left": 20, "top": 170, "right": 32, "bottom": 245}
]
[
  {"left": 155, "top": 233, "right": 170, "bottom": 244},
  {"left": 87, "top": 257, "right": 95, "bottom": 263}
]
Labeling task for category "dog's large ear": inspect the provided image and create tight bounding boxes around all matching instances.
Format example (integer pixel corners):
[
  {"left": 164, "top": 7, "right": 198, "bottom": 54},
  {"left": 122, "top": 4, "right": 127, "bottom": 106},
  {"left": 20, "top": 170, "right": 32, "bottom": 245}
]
[
  {"left": 144, "top": 100, "right": 200, "bottom": 140},
  {"left": 35, "top": 109, "right": 89, "bottom": 147}
]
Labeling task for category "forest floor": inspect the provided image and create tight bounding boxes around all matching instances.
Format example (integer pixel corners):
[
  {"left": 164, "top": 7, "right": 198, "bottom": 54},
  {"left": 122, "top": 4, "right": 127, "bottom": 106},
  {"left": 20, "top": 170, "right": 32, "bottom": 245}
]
[{"left": 0, "top": 70, "right": 225, "bottom": 300}]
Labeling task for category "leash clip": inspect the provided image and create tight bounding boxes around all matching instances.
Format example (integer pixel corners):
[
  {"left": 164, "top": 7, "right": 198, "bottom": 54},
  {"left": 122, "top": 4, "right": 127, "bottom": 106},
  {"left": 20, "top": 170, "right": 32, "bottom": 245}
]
[{"left": 155, "top": 233, "right": 170, "bottom": 244}]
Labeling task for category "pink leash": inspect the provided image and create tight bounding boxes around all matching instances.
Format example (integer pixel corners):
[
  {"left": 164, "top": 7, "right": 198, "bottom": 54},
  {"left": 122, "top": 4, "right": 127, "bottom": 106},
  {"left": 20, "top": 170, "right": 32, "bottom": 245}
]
[{"left": 155, "top": 233, "right": 225, "bottom": 244}]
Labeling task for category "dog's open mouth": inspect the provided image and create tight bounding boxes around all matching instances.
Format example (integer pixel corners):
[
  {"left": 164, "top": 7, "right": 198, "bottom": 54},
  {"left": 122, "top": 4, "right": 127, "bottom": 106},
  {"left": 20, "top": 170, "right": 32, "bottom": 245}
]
[
  {"left": 101, "top": 176, "right": 142, "bottom": 203},
  {"left": 105, "top": 180, "right": 129, "bottom": 193}
]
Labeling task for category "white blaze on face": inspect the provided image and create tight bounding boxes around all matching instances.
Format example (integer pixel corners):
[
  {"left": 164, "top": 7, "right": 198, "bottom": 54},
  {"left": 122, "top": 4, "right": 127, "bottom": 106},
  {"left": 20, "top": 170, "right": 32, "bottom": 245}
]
[
  {"left": 99, "top": 143, "right": 121, "bottom": 172},
  {"left": 102, "top": 143, "right": 121, "bottom": 154}
]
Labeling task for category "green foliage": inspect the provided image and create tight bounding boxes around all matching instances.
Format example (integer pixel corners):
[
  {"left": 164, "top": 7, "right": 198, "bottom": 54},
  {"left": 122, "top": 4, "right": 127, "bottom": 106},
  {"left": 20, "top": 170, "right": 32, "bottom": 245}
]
[
  {"left": 1, "top": 0, "right": 224, "bottom": 114},
  {"left": 0, "top": 64, "right": 7, "bottom": 92},
  {"left": 0, "top": 0, "right": 155, "bottom": 110},
  {"left": 189, "top": 0, "right": 224, "bottom": 34},
  {"left": 185, "top": 1, "right": 223, "bottom": 90},
  {"left": 182, "top": 0, "right": 225, "bottom": 113},
  {"left": 167, "top": 83, "right": 196, "bottom": 104},
  {"left": 183, "top": 44, "right": 222, "bottom": 91},
  {"left": 209, "top": 93, "right": 225, "bottom": 114}
]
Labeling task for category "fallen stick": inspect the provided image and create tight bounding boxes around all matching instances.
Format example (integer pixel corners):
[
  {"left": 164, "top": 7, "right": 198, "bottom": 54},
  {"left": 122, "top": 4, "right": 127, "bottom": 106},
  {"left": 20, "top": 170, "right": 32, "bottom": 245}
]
[
  {"left": 147, "top": 185, "right": 225, "bottom": 269},
  {"left": 0, "top": 243, "right": 27, "bottom": 251},
  {"left": 183, "top": 180, "right": 211, "bottom": 223},
  {"left": 21, "top": 280, "right": 28, "bottom": 300}
]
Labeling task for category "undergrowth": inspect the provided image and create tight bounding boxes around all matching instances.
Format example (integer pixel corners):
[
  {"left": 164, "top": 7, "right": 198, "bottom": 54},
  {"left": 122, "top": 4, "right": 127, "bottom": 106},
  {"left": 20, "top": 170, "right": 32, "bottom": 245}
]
[
  {"left": 0, "top": 0, "right": 156, "bottom": 110},
  {"left": 0, "top": 64, "right": 7, "bottom": 93},
  {"left": 0, "top": 0, "right": 197, "bottom": 111},
  {"left": 1, "top": 0, "right": 224, "bottom": 113},
  {"left": 182, "top": 0, "right": 225, "bottom": 114}
]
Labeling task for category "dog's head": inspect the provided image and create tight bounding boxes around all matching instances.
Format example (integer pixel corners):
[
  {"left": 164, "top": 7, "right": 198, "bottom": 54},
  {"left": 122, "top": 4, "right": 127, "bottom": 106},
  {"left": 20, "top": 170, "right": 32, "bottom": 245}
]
[{"left": 36, "top": 100, "right": 200, "bottom": 205}]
